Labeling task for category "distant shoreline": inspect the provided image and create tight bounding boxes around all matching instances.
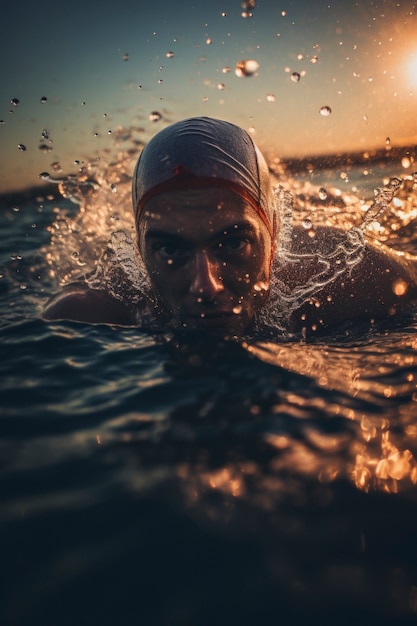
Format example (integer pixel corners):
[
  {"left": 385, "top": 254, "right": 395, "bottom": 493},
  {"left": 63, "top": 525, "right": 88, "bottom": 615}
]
[
  {"left": 278, "top": 144, "right": 417, "bottom": 174},
  {"left": 1, "top": 144, "right": 415, "bottom": 207}
]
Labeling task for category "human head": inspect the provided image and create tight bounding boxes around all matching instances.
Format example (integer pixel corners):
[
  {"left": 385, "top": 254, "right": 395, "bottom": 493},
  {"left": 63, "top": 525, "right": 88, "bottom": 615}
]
[{"left": 132, "top": 117, "right": 277, "bottom": 333}]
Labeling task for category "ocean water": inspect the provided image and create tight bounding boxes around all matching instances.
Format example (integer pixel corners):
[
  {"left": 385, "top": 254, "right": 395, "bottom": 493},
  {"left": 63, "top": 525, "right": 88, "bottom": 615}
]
[{"left": 1, "top": 146, "right": 417, "bottom": 625}]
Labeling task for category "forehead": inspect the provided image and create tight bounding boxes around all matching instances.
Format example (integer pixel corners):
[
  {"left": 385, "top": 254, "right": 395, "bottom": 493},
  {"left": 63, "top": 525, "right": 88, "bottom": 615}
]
[{"left": 139, "top": 187, "right": 265, "bottom": 235}]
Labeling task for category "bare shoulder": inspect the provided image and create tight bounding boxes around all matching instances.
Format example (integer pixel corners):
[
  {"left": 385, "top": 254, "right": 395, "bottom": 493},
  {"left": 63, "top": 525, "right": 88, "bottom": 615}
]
[
  {"left": 43, "top": 282, "right": 139, "bottom": 325},
  {"left": 279, "top": 225, "right": 417, "bottom": 333}
]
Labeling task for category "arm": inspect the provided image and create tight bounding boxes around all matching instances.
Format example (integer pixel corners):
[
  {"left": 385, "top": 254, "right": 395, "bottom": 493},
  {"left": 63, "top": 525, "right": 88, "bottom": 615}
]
[
  {"left": 279, "top": 226, "right": 417, "bottom": 334},
  {"left": 43, "top": 282, "right": 137, "bottom": 325}
]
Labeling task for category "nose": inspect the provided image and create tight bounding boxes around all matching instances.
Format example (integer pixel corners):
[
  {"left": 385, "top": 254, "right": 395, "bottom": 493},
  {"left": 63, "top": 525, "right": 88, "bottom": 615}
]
[{"left": 189, "top": 250, "right": 224, "bottom": 300}]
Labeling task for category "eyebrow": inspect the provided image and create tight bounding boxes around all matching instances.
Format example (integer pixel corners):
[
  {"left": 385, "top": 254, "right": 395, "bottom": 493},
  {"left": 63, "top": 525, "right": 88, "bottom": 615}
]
[{"left": 145, "top": 222, "right": 257, "bottom": 243}]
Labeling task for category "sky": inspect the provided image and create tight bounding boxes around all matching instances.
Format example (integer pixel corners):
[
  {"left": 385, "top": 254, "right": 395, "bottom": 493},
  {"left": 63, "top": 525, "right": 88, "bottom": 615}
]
[{"left": 1, "top": 0, "right": 417, "bottom": 193}]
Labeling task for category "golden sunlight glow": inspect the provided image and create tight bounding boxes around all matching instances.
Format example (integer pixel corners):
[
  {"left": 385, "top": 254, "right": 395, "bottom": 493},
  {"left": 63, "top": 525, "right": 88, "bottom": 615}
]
[{"left": 407, "top": 51, "right": 417, "bottom": 86}]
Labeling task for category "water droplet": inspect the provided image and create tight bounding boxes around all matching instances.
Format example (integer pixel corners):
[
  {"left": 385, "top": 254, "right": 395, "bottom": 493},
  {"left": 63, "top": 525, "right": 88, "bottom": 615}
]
[
  {"left": 39, "top": 172, "right": 50, "bottom": 180},
  {"left": 166, "top": 51, "right": 174, "bottom": 58},
  {"left": 206, "top": 37, "right": 212, "bottom": 45},
  {"left": 392, "top": 279, "right": 408, "bottom": 296},
  {"left": 149, "top": 111, "right": 162, "bottom": 122},
  {"left": 51, "top": 161, "right": 62, "bottom": 172},
  {"left": 291, "top": 72, "right": 301, "bottom": 82},
  {"left": 241, "top": 0, "right": 256, "bottom": 9},
  {"left": 281, "top": 10, "right": 287, "bottom": 16},
  {"left": 235, "top": 59, "right": 259, "bottom": 77},
  {"left": 221, "top": 11, "right": 227, "bottom": 17},
  {"left": 233, "top": 305, "right": 242, "bottom": 315},
  {"left": 167, "top": 259, "right": 174, "bottom": 265},
  {"left": 401, "top": 156, "right": 412, "bottom": 169},
  {"left": 266, "top": 93, "right": 276, "bottom": 102},
  {"left": 310, "top": 55, "right": 319, "bottom": 64},
  {"left": 18, "top": 144, "right": 27, "bottom": 151},
  {"left": 39, "top": 144, "right": 52, "bottom": 153},
  {"left": 40, "top": 96, "right": 48, "bottom": 103},
  {"left": 123, "top": 52, "right": 129, "bottom": 61},
  {"left": 110, "top": 183, "right": 117, "bottom": 193},
  {"left": 319, "top": 105, "right": 332, "bottom": 116},
  {"left": 81, "top": 101, "right": 86, "bottom": 106},
  {"left": 41, "top": 129, "right": 49, "bottom": 139},
  {"left": 217, "top": 83, "right": 225, "bottom": 90},
  {"left": 157, "top": 79, "right": 163, "bottom": 84},
  {"left": 318, "top": 187, "right": 328, "bottom": 200},
  {"left": 222, "top": 66, "right": 231, "bottom": 73},
  {"left": 11, "top": 98, "right": 20, "bottom": 107},
  {"left": 0, "top": 120, "right": 4, "bottom": 125},
  {"left": 302, "top": 218, "right": 313, "bottom": 229}
]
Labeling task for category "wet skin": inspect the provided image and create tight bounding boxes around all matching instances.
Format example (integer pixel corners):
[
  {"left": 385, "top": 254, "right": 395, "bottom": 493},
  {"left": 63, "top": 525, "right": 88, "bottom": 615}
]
[{"left": 137, "top": 188, "right": 272, "bottom": 334}]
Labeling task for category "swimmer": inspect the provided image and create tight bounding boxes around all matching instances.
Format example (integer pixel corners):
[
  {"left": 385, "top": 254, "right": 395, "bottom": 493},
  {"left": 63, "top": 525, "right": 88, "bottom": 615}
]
[{"left": 43, "top": 116, "right": 417, "bottom": 335}]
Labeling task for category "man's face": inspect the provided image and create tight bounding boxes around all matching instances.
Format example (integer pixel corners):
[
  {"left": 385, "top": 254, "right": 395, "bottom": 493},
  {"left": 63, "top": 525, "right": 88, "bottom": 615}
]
[{"left": 138, "top": 188, "right": 273, "bottom": 334}]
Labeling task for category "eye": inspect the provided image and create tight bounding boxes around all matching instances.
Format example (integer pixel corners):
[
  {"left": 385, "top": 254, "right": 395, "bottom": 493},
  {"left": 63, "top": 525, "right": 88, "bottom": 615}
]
[
  {"left": 218, "top": 238, "right": 250, "bottom": 253},
  {"left": 153, "top": 242, "right": 189, "bottom": 261},
  {"left": 225, "top": 238, "right": 248, "bottom": 251}
]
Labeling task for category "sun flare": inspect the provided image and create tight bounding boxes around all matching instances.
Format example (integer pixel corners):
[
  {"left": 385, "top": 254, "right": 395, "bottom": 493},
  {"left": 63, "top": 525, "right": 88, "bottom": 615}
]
[{"left": 407, "top": 52, "right": 417, "bottom": 86}]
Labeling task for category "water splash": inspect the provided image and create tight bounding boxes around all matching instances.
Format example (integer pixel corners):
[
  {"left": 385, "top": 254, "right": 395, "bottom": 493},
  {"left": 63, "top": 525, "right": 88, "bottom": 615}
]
[{"left": 43, "top": 126, "right": 417, "bottom": 336}]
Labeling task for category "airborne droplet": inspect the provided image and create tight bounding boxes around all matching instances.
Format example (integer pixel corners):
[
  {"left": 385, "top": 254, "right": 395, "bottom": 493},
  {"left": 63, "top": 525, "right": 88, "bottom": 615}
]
[
  {"left": 149, "top": 111, "right": 162, "bottom": 122},
  {"left": 291, "top": 72, "right": 301, "bottom": 83},
  {"left": 11, "top": 98, "right": 20, "bottom": 107},
  {"left": 318, "top": 187, "right": 328, "bottom": 200},
  {"left": 40, "top": 96, "right": 48, "bottom": 104},
  {"left": 166, "top": 51, "right": 174, "bottom": 58},
  {"left": 319, "top": 105, "right": 332, "bottom": 117},
  {"left": 235, "top": 59, "right": 259, "bottom": 77},
  {"left": 17, "top": 144, "right": 27, "bottom": 151}
]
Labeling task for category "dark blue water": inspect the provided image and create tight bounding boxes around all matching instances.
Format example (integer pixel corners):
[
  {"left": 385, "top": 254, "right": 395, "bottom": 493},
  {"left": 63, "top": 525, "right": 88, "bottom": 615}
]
[{"left": 1, "top": 166, "right": 417, "bottom": 625}]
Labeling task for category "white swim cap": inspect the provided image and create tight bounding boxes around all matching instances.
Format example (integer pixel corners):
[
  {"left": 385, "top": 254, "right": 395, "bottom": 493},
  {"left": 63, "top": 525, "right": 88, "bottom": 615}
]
[{"left": 132, "top": 117, "right": 276, "bottom": 236}]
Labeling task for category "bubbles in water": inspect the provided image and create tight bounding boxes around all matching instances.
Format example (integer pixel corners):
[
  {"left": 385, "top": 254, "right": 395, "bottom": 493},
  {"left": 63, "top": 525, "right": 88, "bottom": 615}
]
[
  {"left": 291, "top": 72, "right": 301, "bottom": 83},
  {"left": 235, "top": 59, "right": 259, "bottom": 77},
  {"left": 17, "top": 144, "right": 27, "bottom": 151},
  {"left": 302, "top": 219, "right": 313, "bottom": 229},
  {"left": 318, "top": 187, "right": 328, "bottom": 200},
  {"left": 166, "top": 51, "right": 174, "bottom": 58},
  {"left": 149, "top": 111, "right": 162, "bottom": 122},
  {"left": 319, "top": 105, "right": 332, "bottom": 117},
  {"left": 11, "top": 98, "right": 20, "bottom": 107},
  {"left": 40, "top": 96, "right": 48, "bottom": 104}
]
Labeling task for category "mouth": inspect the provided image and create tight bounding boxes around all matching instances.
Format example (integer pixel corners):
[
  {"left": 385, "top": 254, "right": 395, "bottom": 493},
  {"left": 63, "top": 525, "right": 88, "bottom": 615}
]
[{"left": 181, "top": 311, "right": 238, "bottom": 328}]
